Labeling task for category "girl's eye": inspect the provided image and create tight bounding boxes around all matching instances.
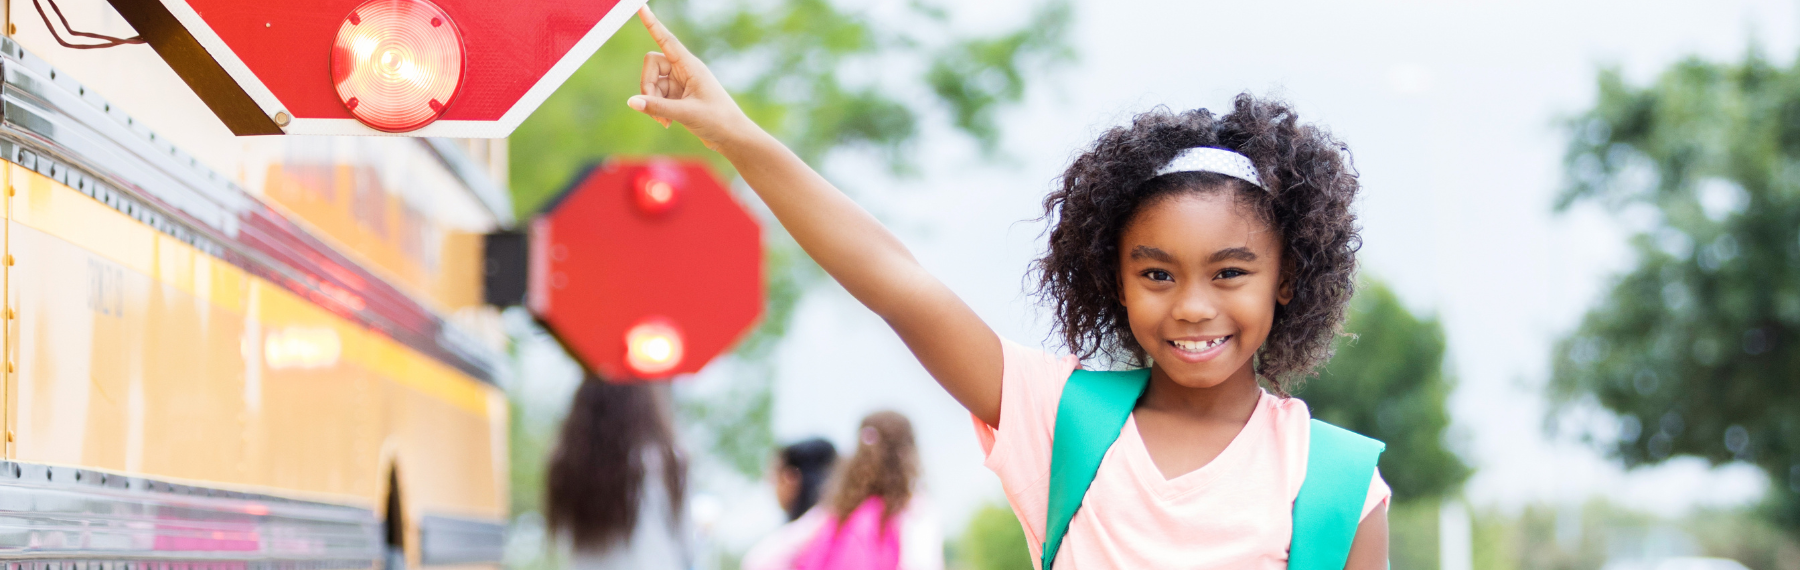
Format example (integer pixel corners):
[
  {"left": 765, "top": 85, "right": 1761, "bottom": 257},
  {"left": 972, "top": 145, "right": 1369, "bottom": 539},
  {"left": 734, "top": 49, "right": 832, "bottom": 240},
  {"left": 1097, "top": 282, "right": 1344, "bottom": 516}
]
[
  {"left": 1215, "top": 268, "right": 1248, "bottom": 280},
  {"left": 1142, "top": 269, "right": 1173, "bottom": 282}
]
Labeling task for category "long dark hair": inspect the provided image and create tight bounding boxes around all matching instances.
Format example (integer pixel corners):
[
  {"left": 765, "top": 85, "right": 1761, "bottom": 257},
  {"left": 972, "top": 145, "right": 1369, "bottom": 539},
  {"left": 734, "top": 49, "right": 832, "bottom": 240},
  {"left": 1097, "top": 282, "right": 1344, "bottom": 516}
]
[
  {"left": 545, "top": 376, "right": 686, "bottom": 551},
  {"left": 779, "top": 438, "right": 838, "bottom": 521},
  {"left": 825, "top": 411, "right": 918, "bottom": 525}
]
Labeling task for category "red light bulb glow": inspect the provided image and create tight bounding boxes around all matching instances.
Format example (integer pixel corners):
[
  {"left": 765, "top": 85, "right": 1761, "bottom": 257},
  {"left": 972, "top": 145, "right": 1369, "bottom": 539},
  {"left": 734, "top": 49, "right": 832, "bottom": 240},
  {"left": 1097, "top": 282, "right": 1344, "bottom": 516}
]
[
  {"left": 624, "top": 317, "right": 685, "bottom": 377},
  {"left": 634, "top": 172, "right": 681, "bottom": 215},
  {"left": 331, "top": 0, "right": 464, "bottom": 133}
]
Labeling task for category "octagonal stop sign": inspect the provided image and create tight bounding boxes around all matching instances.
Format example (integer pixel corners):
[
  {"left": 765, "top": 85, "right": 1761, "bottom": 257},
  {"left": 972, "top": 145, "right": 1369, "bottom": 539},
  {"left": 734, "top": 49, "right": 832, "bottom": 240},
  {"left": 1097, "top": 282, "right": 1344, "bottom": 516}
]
[
  {"left": 108, "top": 0, "right": 645, "bottom": 136},
  {"left": 529, "top": 159, "right": 762, "bottom": 381}
]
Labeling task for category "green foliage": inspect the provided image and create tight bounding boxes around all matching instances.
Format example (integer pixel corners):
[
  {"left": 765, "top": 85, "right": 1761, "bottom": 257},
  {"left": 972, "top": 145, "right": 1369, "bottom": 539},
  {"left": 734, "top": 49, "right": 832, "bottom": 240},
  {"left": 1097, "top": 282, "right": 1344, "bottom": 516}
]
[
  {"left": 1295, "top": 279, "right": 1470, "bottom": 503},
  {"left": 1467, "top": 501, "right": 1651, "bottom": 570},
  {"left": 510, "top": 0, "right": 1075, "bottom": 213},
  {"left": 926, "top": 2, "right": 1073, "bottom": 150},
  {"left": 1551, "top": 47, "right": 1800, "bottom": 529},
  {"left": 1388, "top": 500, "right": 1440, "bottom": 570},
  {"left": 1459, "top": 501, "right": 1796, "bottom": 570},
  {"left": 508, "top": 0, "right": 1072, "bottom": 482},
  {"left": 953, "top": 502, "right": 1033, "bottom": 570},
  {"left": 508, "top": 393, "right": 554, "bottom": 517}
]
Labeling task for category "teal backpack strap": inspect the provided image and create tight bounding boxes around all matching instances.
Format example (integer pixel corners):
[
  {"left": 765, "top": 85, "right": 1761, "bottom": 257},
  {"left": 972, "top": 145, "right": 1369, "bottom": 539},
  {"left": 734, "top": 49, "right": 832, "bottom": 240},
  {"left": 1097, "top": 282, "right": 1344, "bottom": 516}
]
[
  {"left": 1040, "top": 368, "right": 1150, "bottom": 570},
  {"left": 1289, "top": 419, "right": 1385, "bottom": 570}
]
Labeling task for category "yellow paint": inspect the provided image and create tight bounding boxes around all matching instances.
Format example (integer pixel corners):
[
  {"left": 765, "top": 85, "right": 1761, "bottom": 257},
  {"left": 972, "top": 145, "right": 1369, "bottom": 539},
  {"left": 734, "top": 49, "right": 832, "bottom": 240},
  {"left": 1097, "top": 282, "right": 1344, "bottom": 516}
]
[
  {"left": 3, "top": 159, "right": 10, "bottom": 460},
  {"left": 5, "top": 164, "right": 507, "bottom": 520},
  {"left": 262, "top": 165, "right": 483, "bottom": 314}
]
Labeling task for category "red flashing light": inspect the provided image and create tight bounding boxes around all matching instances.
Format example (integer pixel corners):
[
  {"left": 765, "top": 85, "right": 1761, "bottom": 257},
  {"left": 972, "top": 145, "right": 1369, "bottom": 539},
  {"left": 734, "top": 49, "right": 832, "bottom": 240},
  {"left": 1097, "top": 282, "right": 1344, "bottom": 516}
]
[
  {"left": 624, "top": 317, "right": 685, "bottom": 377},
  {"left": 331, "top": 0, "right": 465, "bottom": 133},
  {"left": 634, "top": 171, "right": 682, "bottom": 215}
]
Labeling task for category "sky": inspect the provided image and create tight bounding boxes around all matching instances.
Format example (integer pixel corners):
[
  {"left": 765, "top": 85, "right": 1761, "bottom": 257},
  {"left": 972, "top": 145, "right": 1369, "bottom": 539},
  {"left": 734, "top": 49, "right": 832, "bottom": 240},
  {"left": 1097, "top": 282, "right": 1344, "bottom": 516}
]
[{"left": 655, "top": 0, "right": 1800, "bottom": 544}]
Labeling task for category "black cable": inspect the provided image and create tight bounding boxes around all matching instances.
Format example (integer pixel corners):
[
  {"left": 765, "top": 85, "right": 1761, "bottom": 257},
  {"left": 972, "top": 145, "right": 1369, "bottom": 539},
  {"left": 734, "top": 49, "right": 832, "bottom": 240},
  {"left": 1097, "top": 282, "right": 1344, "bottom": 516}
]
[{"left": 32, "top": 0, "right": 145, "bottom": 50}]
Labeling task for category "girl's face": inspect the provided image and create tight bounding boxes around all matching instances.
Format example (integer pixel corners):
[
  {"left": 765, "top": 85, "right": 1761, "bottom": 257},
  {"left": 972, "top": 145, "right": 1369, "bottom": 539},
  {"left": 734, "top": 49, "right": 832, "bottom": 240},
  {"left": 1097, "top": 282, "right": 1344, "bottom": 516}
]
[{"left": 1118, "top": 191, "right": 1290, "bottom": 389}]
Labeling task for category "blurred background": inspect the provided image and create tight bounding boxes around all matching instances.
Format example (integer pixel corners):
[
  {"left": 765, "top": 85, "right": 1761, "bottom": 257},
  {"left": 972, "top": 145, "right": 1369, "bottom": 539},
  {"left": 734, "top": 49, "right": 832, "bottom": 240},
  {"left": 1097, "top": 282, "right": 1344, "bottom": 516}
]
[{"left": 499, "top": 0, "right": 1800, "bottom": 568}]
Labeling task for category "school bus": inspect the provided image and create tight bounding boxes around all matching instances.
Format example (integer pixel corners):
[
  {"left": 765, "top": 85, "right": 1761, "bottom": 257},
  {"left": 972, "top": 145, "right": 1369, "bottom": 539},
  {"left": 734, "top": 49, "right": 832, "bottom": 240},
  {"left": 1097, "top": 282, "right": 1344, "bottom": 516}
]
[{"left": 0, "top": 2, "right": 512, "bottom": 568}]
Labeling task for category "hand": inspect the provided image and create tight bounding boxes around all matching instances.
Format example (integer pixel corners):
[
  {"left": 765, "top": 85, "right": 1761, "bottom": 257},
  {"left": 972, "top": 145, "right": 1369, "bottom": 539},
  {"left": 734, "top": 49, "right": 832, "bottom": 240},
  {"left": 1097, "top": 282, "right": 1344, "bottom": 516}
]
[{"left": 628, "top": 7, "right": 755, "bottom": 151}]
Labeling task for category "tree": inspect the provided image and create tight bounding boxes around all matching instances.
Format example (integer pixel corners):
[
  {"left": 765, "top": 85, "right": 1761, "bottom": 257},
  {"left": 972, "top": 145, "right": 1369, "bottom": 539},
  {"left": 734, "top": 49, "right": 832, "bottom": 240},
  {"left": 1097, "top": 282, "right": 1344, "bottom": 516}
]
[
  {"left": 1296, "top": 279, "right": 1469, "bottom": 504},
  {"left": 506, "top": 0, "right": 1073, "bottom": 490},
  {"left": 956, "top": 502, "right": 1034, "bottom": 570},
  {"left": 1550, "top": 48, "right": 1800, "bottom": 530}
]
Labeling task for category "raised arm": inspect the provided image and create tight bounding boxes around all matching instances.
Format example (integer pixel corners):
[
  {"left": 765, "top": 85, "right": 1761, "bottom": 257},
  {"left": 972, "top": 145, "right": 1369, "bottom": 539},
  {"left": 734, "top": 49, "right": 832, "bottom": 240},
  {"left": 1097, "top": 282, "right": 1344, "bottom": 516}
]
[{"left": 625, "top": 8, "right": 1003, "bottom": 425}]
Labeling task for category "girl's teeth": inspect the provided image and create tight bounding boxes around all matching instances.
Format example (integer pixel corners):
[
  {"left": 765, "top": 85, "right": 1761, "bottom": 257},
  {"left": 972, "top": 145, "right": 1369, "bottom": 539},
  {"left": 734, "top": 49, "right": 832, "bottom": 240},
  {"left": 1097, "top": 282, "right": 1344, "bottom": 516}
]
[{"left": 1173, "top": 337, "right": 1228, "bottom": 352}]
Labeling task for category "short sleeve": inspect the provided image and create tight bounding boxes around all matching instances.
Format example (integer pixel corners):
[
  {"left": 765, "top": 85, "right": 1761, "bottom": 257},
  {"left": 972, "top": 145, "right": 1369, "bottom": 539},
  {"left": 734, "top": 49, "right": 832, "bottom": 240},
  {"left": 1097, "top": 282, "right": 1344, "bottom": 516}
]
[
  {"left": 1361, "top": 467, "right": 1391, "bottom": 521},
  {"left": 970, "top": 337, "right": 1079, "bottom": 465},
  {"left": 968, "top": 336, "right": 1079, "bottom": 549}
]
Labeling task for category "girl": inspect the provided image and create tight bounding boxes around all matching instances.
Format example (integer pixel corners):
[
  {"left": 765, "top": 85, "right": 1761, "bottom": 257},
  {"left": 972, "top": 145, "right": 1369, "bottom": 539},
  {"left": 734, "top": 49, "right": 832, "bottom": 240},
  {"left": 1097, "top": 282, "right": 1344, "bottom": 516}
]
[
  {"left": 744, "top": 412, "right": 943, "bottom": 570},
  {"left": 623, "top": 7, "right": 1387, "bottom": 568},
  {"left": 776, "top": 438, "right": 840, "bottom": 523},
  {"left": 741, "top": 438, "right": 839, "bottom": 569},
  {"left": 546, "top": 377, "right": 692, "bottom": 570}
]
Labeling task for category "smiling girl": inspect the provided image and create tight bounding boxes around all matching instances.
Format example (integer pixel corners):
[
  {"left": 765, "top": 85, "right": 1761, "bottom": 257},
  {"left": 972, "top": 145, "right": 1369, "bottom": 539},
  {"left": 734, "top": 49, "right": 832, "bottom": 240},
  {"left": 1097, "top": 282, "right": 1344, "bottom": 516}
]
[{"left": 622, "top": 7, "right": 1386, "bottom": 569}]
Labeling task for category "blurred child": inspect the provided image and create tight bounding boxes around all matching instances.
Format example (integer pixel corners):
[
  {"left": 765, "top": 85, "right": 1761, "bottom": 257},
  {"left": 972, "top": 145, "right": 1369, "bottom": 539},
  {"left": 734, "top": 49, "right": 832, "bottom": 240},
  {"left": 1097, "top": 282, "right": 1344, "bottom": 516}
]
[
  {"left": 777, "top": 438, "right": 839, "bottom": 522},
  {"left": 547, "top": 377, "right": 692, "bottom": 570},
  {"left": 741, "top": 438, "right": 839, "bottom": 569},
  {"left": 744, "top": 412, "right": 943, "bottom": 570},
  {"left": 624, "top": 6, "right": 1387, "bottom": 569}
]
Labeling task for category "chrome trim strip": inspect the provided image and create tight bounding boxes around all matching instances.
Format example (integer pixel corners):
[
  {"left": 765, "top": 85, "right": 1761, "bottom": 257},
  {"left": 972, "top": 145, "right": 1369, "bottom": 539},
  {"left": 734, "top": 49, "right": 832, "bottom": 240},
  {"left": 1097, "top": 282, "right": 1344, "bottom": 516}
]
[
  {"left": 0, "top": 38, "right": 504, "bottom": 384},
  {"left": 416, "top": 516, "right": 505, "bottom": 566},
  {"left": 0, "top": 461, "right": 379, "bottom": 566},
  {"left": 0, "top": 39, "right": 250, "bottom": 238}
]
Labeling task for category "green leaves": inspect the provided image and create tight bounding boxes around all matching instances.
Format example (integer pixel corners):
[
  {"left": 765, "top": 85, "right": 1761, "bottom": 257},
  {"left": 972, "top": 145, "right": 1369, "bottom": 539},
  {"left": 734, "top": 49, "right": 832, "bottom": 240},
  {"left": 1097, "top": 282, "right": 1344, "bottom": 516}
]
[
  {"left": 509, "top": 0, "right": 1073, "bottom": 480},
  {"left": 1554, "top": 46, "right": 1800, "bottom": 530},
  {"left": 927, "top": 1, "right": 1073, "bottom": 150},
  {"left": 1294, "top": 279, "right": 1469, "bottom": 503}
]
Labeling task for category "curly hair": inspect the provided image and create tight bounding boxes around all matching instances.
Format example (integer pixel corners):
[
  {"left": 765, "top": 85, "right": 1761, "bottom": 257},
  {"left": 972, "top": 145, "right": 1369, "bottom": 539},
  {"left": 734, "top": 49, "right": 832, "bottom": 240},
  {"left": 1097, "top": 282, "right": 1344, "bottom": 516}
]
[
  {"left": 1033, "top": 93, "right": 1361, "bottom": 393},
  {"left": 825, "top": 410, "right": 918, "bottom": 526}
]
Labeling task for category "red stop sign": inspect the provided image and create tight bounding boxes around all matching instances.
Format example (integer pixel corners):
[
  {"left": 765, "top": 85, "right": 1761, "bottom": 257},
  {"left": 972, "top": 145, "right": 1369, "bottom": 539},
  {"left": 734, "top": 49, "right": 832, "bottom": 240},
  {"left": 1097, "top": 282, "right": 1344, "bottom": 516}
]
[
  {"left": 108, "top": 0, "right": 644, "bottom": 136},
  {"left": 529, "top": 159, "right": 762, "bottom": 381}
]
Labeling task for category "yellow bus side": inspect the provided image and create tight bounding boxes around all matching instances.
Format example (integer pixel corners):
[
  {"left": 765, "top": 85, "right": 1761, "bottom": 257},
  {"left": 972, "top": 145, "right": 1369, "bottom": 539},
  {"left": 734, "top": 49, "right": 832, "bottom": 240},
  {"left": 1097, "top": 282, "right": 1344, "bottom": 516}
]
[{"left": 6, "top": 162, "right": 507, "bottom": 558}]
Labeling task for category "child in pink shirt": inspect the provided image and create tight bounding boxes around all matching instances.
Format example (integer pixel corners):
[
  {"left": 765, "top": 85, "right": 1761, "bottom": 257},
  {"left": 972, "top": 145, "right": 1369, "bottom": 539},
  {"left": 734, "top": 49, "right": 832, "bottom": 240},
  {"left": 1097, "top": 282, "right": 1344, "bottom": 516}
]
[
  {"left": 622, "top": 7, "right": 1387, "bottom": 568},
  {"left": 976, "top": 339, "right": 1387, "bottom": 568}
]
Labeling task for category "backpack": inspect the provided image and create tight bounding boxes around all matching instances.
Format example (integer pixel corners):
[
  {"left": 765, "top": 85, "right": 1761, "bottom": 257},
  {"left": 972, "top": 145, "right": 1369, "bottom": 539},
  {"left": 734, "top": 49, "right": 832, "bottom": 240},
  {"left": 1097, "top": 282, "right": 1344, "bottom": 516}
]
[
  {"left": 793, "top": 497, "right": 902, "bottom": 570},
  {"left": 1041, "top": 368, "right": 1384, "bottom": 570}
]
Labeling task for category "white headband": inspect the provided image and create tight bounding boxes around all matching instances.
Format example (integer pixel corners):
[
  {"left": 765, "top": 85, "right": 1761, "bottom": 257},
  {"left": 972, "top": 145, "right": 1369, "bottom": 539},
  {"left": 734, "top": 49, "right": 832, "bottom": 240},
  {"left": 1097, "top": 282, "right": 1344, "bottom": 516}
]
[{"left": 1153, "top": 147, "right": 1264, "bottom": 189}]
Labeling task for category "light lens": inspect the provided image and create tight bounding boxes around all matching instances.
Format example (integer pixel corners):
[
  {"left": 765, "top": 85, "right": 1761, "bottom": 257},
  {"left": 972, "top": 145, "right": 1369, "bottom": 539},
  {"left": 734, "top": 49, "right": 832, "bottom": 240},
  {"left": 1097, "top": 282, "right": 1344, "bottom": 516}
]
[
  {"left": 633, "top": 170, "right": 682, "bottom": 215},
  {"left": 624, "top": 317, "right": 685, "bottom": 377},
  {"left": 331, "top": 0, "right": 463, "bottom": 133}
]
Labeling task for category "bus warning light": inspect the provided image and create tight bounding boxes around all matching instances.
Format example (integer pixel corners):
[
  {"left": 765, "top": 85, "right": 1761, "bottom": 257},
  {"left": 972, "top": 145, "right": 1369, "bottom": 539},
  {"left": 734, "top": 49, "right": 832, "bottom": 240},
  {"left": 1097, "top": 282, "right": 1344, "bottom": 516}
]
[
  {"left": 624, "top": 317, "right": 685, "bottom": 377},
  {"left": 634, "top": 170, "right": 682, "bottom": 216},
  {"left": 331, "top": 0, "right": 465, "bottom": 133}
]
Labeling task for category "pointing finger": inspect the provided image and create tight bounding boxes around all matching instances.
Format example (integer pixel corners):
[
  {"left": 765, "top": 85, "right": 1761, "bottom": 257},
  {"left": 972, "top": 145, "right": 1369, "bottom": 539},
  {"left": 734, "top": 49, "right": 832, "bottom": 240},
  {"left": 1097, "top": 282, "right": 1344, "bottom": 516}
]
[{"left": 637, "top": 7, "right": 694, "bottom": 64}]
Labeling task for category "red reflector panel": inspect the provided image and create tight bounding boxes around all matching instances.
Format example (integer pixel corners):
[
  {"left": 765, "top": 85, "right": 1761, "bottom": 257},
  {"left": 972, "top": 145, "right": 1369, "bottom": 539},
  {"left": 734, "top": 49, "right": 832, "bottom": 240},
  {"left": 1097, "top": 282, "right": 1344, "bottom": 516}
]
[{"left": 331, "top": 0, "right": 465, "bottom": 133}]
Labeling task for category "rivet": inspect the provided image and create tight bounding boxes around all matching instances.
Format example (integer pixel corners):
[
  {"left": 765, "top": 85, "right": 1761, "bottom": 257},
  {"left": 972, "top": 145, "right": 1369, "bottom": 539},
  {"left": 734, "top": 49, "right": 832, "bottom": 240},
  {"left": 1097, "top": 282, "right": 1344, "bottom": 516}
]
[
  {"left": 5, "top": 307, "right": 13, "bottom": 319},
  {"left": 6, "top": 186, "right": 13, "bottom": 197},
  {"left": 6, "top": 24, "right": 13, "bottom": 36},
  {"left": 273, "top": 111, "right": 291, "bottom": 127},
  {"left": 6, "top": 361, "right": 13, "bottom": 373},
  {"left": 5, "top": 430, "right": 12, "bottom": 443},
  {"left": 3, "top": 255, "right": 12, "bottom": 266}
]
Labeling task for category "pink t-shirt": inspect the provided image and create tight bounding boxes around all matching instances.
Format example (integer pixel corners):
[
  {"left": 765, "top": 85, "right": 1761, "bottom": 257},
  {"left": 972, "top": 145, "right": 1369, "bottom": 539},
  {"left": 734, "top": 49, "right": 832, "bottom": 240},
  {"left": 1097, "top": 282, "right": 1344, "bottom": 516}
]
[{"left": 973, "top": 338, "right": 1390, "bottom": 569}]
